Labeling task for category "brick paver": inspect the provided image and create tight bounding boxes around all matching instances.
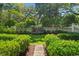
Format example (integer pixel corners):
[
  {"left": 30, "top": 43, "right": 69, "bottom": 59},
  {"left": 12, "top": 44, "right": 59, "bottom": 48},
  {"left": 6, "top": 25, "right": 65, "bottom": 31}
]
[
  {"left": 33, "top": 45, "right": 45, "bottom": 56},
  {"left": 26, "top": 44, "right": 46, "bottom": 56},
  {"left": 26, "top": 45, "right": 35, "bottom": 56}
]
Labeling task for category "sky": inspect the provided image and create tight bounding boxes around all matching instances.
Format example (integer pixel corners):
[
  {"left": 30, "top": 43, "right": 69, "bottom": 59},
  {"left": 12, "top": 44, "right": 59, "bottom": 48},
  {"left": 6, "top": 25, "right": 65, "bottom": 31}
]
[
  {"left": 24, "top": 3, "right": 79, "bottom": 14},
  {"left": 24, "top": 3, "right": 35, "bottom": 7}
]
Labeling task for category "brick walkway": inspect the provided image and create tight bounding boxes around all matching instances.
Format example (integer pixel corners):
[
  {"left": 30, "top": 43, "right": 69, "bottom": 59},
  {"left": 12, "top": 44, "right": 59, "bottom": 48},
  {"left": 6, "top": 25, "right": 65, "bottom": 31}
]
[
  {"left": 26, "top": 45, "right": 35, "bottom": 56},
  {"left": 26, "top": 44, "right": 46, "bottom": 56}
]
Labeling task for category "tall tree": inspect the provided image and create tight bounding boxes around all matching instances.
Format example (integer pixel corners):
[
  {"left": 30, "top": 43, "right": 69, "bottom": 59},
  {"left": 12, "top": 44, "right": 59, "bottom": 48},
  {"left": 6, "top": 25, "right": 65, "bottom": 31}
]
[{"left": 35, "top": 3, "right": 79, "bottom": 27}]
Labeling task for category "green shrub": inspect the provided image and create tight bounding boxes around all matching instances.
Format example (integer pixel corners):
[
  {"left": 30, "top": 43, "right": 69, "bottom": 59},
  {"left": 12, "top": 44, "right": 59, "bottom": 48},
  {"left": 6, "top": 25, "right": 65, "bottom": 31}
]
[
  {"left": 57, "top": 33, "right": 79, "bottom": 40},
  {"left": 15, "top": 35, "right": 30, "bottom": 53},
  {"left": 0, "top": 40, "right": 20, "bottom": 56},
  {"left": 44, "top": 34, "right": 59, "bottom": 46},
  {"left": 45, "top": 34, "right": 79, "bottom": 56},
  {"left": 30, "top": 34, "right": 45, "bottom": 42},
  {"left": 0, "top": 24, "right": 16, "bottom": 34},
  {"left": 0, "top": 34, "right": 17, "bottom": 40},
  {"left": 4, "top": 28, "right": 16, "bottom": 34},
  {"left": 0, "top": 34, "right": 31, "bottom": 56}
]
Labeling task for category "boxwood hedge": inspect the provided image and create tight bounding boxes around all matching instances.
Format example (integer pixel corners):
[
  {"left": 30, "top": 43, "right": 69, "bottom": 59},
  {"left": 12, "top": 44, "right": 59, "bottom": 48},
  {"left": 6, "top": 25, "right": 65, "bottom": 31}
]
[
  {"left": 57, "top": 33, "right": 79, "bottom": 40},
  {"left": 45, "top": 34, "right": 79, "bottom": 56},
  {"left": 0, "top": 34, "right": 31, "bottom": 56}
]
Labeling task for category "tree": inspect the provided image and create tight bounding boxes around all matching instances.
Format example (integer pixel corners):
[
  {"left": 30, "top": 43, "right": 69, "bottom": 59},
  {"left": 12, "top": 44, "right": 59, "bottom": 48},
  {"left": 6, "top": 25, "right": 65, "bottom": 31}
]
[
  {"left": 62, "top": 14, "right": 77, "bottom": 27},
  {"left": 35, "top": 3, "right": 65, "bottom": 27},
  {"left": 25, "top": 19, "right": 35, "bottom": 27},
  {"left": 35, "top": 3, "right": 79, "bottom": 27},
  {"left": 0, "top": 3, "right": 26, "bottom": 27},
  {"left": 5, "top": 19, "right": 17, "bottom": 27}
]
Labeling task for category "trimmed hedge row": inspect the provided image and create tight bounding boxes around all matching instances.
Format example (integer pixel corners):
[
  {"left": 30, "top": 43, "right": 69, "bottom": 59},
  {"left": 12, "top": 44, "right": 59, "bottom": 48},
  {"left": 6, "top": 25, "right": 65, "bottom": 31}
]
[
  {"left": 45, "top": 34, "right": 79, "bottom": 56},
  {"left": 0, "top": 34, "right": 31, "bottom": 56},
  {"left": 57, "top": 33, "right": 79, "bottom": 40},
  {"left": 0, "top": 27, "right": 16, "bottom": 34},
  {"left": 0, "top": 34, "right": 17, "bottom": 40}
]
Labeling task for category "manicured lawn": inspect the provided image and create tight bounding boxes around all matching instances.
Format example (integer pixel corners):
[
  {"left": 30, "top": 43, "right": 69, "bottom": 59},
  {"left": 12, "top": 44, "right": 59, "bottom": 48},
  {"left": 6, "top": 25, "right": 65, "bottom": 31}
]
[{"left": 29, "top": 34, "right": 45, "bottom": 42}]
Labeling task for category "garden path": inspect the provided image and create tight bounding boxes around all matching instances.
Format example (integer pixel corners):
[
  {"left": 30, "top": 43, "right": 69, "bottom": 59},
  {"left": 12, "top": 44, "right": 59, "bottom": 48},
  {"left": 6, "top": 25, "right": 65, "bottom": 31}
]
[{"left": 26, "top": 44, "right": 46, "bottom": 56}]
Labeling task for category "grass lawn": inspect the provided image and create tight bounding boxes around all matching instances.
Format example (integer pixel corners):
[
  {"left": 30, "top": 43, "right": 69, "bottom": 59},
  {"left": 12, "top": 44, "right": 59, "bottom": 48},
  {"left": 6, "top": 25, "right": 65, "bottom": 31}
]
[{"left": 29, "top": 34, "right": 46, "bottom": 42}]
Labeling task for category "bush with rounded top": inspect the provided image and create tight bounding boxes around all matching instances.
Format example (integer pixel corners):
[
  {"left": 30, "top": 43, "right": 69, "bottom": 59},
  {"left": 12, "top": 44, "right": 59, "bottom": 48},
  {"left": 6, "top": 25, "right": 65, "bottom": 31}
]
[
  {"left": 0, "top": 34, "right": 31, "bottom": 56},
  {"left": 57, "top": 33, "right": 79, "bottom": 40},
  {"left": 45, "top": 34, "right": 79, "bottom": 56}
]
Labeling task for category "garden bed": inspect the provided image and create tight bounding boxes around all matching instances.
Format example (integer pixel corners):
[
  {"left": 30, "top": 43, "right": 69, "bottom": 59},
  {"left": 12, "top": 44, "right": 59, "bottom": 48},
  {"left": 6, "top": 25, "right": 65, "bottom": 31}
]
[
  {"left": 0, "top": 34, "right": 31, "bottom": 56},
  {"left": 45, "top": 34, "right": 79, "bottom": 56}
]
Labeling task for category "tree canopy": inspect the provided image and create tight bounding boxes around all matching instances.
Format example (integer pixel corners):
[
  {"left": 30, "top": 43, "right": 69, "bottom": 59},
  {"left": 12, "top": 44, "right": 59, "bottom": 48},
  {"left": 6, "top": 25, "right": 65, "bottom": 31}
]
[{"left": 0, "top": 3, "right": 79, "bottom": 33}]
